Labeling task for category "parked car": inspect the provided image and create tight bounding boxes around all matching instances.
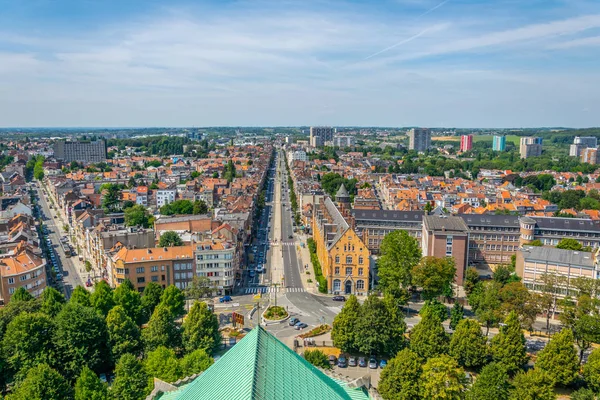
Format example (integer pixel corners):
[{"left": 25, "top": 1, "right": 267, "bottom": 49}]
[
  {"left": 288, "top": 235, "right": 293, "bottom": 239},
  {"left": 369, "top": 357, "right": 378, "bottom": 369},
  {"left": 249, "top": 270, "right": 256, "bottom": 278},
  {"left": 219, "top": 295, "right": 232, "bottom": 303},
  {"left": 55, "top": 273, "right": 63, "bottom": 281},
  {"left": 379, "top": 359, "right": 387, "bottom": 369},
  {"left": 289, "top": 318, "right": 299, "bottom": 326},
  {"left": 332, "top": 296, "right": 346, "bottom": 302},
  {"left": 337, "top": 356, "right": 347, "bottom": 368},
  {"left": 348, "top": 356, "right": 357, "bottom": 367},
  {"left": 328, "top": 355, "right": 337, "bottom": 366},
  {"left": 295, "top": 322, "right": 308, "bottom": 330},
  {"left": 358, "top": 357, "right": 367, "bottom": 367}
]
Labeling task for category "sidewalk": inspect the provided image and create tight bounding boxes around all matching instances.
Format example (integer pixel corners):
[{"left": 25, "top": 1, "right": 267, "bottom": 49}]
[{"left": 295, "top": 233, "right": 319, "bottom": 295}]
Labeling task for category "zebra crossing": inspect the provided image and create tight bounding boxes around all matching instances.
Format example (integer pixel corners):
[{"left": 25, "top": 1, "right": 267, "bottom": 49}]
[
  {"left": 243, "top": 287, "right": 305, "bottom": 294},
  {"left": 268, "top": 241, "right": 296, "bottom": 246}
]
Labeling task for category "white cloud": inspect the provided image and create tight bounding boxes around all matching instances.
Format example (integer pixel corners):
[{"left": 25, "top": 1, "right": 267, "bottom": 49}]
[{"left": 549, "top": 35, "right": 600, "bottom": 49}]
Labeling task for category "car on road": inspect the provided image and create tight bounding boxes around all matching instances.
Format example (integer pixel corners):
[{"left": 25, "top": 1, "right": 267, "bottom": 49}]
[
  {"left": 289, "top": 318, "right": 299, "bottom": 326},
  {"left": 328, "top": 355, "right": 337, "bottom": 366},
  {"left": 369, "top": 357, "right": 378, "bottom": 369},
  {"left": 332, "top": 296, "right": 346, "bottom": 302},
  {"left": 348, "top": 356, "right": 357, "bottom": 367},
  {"left": 55, "top": 273, "right": 63, "bottom": 281},
  {"left": 219, "top": 295, "right": 232, "bottom": 303},
  {"left": 288, "top": 235, "right": 293, "bottom": 239},
  {"left": 379, "top": 359, "right": 387, "bottom": 369},
  {"left": 256, "top": 265, "right": 264, "bottom": 273},
  {"left": 294, "top": 322, "right": 308, "bottom": 330},
  {"left": 358, "top": 357, "right": 367, "bottom": 368},
  {"left": 249, "top": 270, "right": 256, "bottom": 278},
  {"left": 337, "top": 356, "right": 347, "bottom": 368}
]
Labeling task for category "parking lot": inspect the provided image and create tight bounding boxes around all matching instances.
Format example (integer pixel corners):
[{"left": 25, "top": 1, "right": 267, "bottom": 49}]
[{"left": 330, "top": 358, "right": 383, "bottom": 387}]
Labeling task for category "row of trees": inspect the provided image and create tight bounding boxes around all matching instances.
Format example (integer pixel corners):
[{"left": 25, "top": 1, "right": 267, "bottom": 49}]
[
  {"left": 159, "top": 199, "right": 208, "bottom": 216},
  {"left": 0, "top": 279, "right": 220, "bottom": 399}
]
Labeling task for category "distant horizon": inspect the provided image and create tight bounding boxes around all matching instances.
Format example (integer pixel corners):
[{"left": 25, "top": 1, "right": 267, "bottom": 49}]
[{"left": 1, "top": 126, "right": 598, "bottom": 131}]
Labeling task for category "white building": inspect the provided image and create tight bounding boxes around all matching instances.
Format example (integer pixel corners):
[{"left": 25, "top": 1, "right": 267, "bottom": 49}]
[
  {"left": 156, "top": 188, "right": 176, "bottom": 208},
  {"left": 194, "top": 239, "right": 236, "bottom": 296},
  {"left": 287, "top": 150, "right": 308, "bottom": 166}
]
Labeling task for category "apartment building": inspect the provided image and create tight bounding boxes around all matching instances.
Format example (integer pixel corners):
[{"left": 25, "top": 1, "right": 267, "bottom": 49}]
[
  {"left": 312, "top": 197, "right": 370, "bottom": 295},
  {"left": 195, "top": 238, "right": 236, "bottom": 296},
  {"left": 462, "top": 214, "right": 521, "bottom": 266},
  {"left": 287, "top": 150, "right": 308, "bottom": 165},
  {"left": 422, "top": 215, "right": 469, "bottom": 283},
  {"left": 570, "top": 136, "right": 598, "bottom": 157},
  {"left": 351, "top": 209, "right": 423, "bottom": 253},
  {"left": 460, "top": 135, "right": 473, "bottom": 152},
  {"left": 516, "top": 246, "right": 599, "bottom": 297},
  {"left": 0, "top": 241, "right": 47, "bottom": 304},
  {"left": 309, "top": 127, "right": 335, "bottom": 148},
  {"left": 581, "top": 148, "right": 600, "bottom": 165},
  {"left": 519, "top": 137, "right": 543, "bottom": 159},
  {"left": 333, "top": 136, "right": 356, "bottom": 147},
  {"left": 156, "top": 187, "right": 177, "bottom": 208},
  {"left": 492, "top": 136, "right": 506, "bottom": 151},
  {"left": 408, "top": 128, "right": 431, "bottom": 152},
  {"left": 53, "top": 139, "right": 107, "bottom": 163},
  {"left": 109, "top": 245, "right": 195, "bottom": 291},
  {"left": 136, "top": 186, "right": 149, "bottom": 206}
]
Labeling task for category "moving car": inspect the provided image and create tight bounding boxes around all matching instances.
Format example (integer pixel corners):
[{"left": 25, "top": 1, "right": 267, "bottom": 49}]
[
  {"left": 369, "top": 357, "right": 378, "bottom": 369},
  {"left": 358, "top": 357, "right": 367, "bottom": 368},
  {"left": 219, "top": 295, "right": 232, "bottom": 303},
  {"left": 289, "top": 318, "right": 299, "bottom": 326},
  {"left": 332, "top": 296, "right": 346, "bottom": 302},
  {"left": 348, "top": 356, "right": 357, "bottom": 367},
  {"left": 256, "top": 264, "right": 264, "bottom": 273},
  {"left": 337, "top": 356, "right": 347, "bottom": 368},
  {"left": 294, "top": 322, "right": 308, "bottom": 330}
]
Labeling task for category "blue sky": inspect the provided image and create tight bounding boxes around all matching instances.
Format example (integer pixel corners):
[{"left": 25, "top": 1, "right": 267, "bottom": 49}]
[{"left": 0, "top": 0, "right": 599, "bottom": 128}]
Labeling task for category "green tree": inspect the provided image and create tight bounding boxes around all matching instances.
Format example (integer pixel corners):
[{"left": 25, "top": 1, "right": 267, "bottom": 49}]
[
  {"left": 559, "top": 294, "right": 600, "bottom": 364},
  {"left": 6, "top": 364, "right": 73, "bottom": 400},
  {"left": 192, "top": 199, "right": 208, "bottom": 214},
  {"left": 53, "top": 303, "right": 110, "bottom": 380},
  {"left": 185, "top": 276, "right": 212, "bottom": 302},
  {"left": 303, "top": 349, "right": 331, "bottom": 369},
  {"left": 101, "top": 183, "right": 122, "bottom": 213},
  {"left": 583, "top": 347, "right": 600, "bottom": 393},
  {"left": 490, "top": 312, "right": 527, "bottom": 375},
  {"left": 410, "top": 311, "right": 449, "bottom": 359},
  {"left": 411, "top": 256, "right": 456, "bottom": 300},
  {"left": 556, "top": 238, "right": 583, "bottom": 250},
  {"left": 113, "top": 279, "right": 142, "bottom": 324},
  {"left": 180, "top": 349, "right": 214, "bottom": 376},
  {"left": 377, "top": 230, "right": 422, "bottom": 290},
  {"left": 499, "top": 282, "right": 538, "bottom": 331},
  {"left": 143, "top": 304, "right": 181, "bottom": 352},
  {"left": 529, "top": 239, "right": 543, "bottom": 246},
  {"left": 332, "top": 295, "right": 360, "bottom": 353},
  {"left": 159, "top": 231, "right": 184, "bottom": 247},
  {"left": 70, "top": 285, "right": 91, "bottom": 307},
  {"left": 378, "top": 348, "right": 422, "bottom": 400},
  {"left": 570, "top": 388, "right": 596, "bottom": 400},
  {"left": 11, "top": 286, "right": 34, "bottom": 302},
  {"left": 74, "top": 366, "right": 108, "bottom": 400},
  {"left": 470, "top": 281, "right": 503, "bottom": 335},
  {"left": 124, "top": 204, "right": 153, "bottom": 228},
  {"left": 493, "top": 264, "right": 520, "bottom": 286},
  {"left": 2, "top": 312, "right": 56, "bottom": 381},
  {"left": 449, "top": 318, "right": 488, "bottom": 369},
  {"left": 464, "top": 267, "right": 480, "bottom": 297},
  {"left": 107, "top": 305, "right": 142, "bottom": 361},
  {"left": 420, "top": 355, "right": 466, "bottom": 400},
  {"left": 90, "top": 280, "right": 115, "bottom": 317},
  {"left": 182, "top": 301, "right": 221, "bottom": 355},
  {"left": 159, "top": 285, "right": 186, "bottom": 318},
  {"left": 111, "top": 354, "right": 150, "bottom": 400},
  {"left": 355, "top": 295, "right": 406, "bottom": 357},
  {"left": 141, "top": 282, "right": 164, "bottom": 323},
  {"left": 509, "top": 369, "right": 556, "bottom": 400},
  {"left": 144, "top": 346, "right": 183, "bottom": 383},
  {"left": 449, "top": 302, "right": 464, "bottom": 330},
  {"left": 41, "top": 286, "right": 66, "bottom": 317},
  {"left": 466, "top": 362, "right": 510, "bottom": 400},
  {"left": 420, "top": 299, "right": 448, "bottom": 322},
  {"left": 535, "top": 328, "right": 579, "bottom": 386}
]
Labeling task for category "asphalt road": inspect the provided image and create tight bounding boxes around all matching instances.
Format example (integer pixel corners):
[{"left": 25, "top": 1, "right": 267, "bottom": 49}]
[{"left": 35, "top": 185, "right": 84, "bottom": 299}]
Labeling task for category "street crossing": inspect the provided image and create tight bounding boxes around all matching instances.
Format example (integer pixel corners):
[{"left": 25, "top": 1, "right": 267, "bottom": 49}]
[
  {"left": 267, "top": 241, "right": 296, "bottom": 246},
  {"left": 243, "top": 287, "right": 306, "bottom": 294}
]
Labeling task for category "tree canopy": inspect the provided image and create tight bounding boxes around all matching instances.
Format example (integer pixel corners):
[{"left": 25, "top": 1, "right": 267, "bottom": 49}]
[
  {"left": 159, "top": 231, "right": 184, "bottom": 247},
  {"left": 377, "top": 230, "right": 422, "bottom": 290}
]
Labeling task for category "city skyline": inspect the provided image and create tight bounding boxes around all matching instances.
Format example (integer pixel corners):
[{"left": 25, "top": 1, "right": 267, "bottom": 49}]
[{"left": 1, "top": 0, "right": 600, "bottom": 127}]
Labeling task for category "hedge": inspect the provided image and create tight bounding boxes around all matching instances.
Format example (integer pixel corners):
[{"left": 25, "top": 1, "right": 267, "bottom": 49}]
[{"left": 307, "top": 238, "right": 328, "bottom": 293}]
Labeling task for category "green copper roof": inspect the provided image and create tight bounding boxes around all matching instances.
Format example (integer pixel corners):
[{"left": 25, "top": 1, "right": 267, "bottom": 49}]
[{"left": 159, "top": 326, "right": 370, "bottom": 400}]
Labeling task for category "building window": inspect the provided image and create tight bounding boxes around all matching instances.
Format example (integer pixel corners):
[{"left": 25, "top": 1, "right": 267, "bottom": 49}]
[
  {"left": 345, "top": 267, "right": 352, "bottom": 276},
  {"left": 357, "top": 280, "right": 365, "bottom": 290},
  {"left": 9, "top": 287, "right": 15, "bottom": 295},
  {"left": 151, "top": 276, "right": 159, "bottom": 282},
  {"left": 335, "top": 255, "right": 340, "bottom": 263},
  {"left": 358, "top": 256, "right": 364, "bottom": 265},
  {"left": 135, "top": 267, "right": 145, "bottom": 274},
  {"left": 346, "top": 256, "right": 352, "bottom": 264},
  {"left": 7, "top": 277, "right": 14, "bottom": 285},
  {"left": 358, "top": 267, "right": 363, "bottom": 276},
  {"left": 151, "top": 266, "right": 158, "bottom": 272},
  {"left": 333, "top": 279, "right": 341, "bottom": 292},
  {"left": 446, "top": 236, "right": 453, "bottom": 256},
  {"left": 335, "top": 267, "right": 340, "bottom": 275},
  {"left": 137, "top": 277, "right": 145, "bottom": 284}
]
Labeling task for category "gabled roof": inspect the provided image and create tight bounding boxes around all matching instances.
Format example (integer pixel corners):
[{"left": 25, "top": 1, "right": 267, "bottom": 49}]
[{"left": 157, "top": 326, "right": 369, "bottom": 400}]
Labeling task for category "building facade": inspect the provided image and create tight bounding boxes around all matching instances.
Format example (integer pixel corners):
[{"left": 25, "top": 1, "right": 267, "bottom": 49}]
[
  {"left": 156, "top": 188, "right": 177, "bottom": 208},
  {"left": 581, "top": 147, "right": 600, "bottom": 165},
  {"left": 408, "top": 128, "right": 431, "bottom": 152},
  {"left": 0, "top": 242, "right": 47, "bottom": 304},
  {"left": 333, "top": 136, "right": 356, "bottom": 147},
  {"left": 313, "top": 197, "right": 369, "bottom": 295},
  {"left": 53, "top": 140, "right": 107, "bottom": 163},
  {"left": 492, "top": 135, "right": 506, "bottom": 151},
  {"left": 194, "top": 239, "right": 236, "bottom": 295},
  {"left": 422, "top": 215, "right": 469, "bottom": 283},
  {"left": 309, "top": 127, "right": 335, "bottom": 148},
  {"left": 519, "top": 137, "right": 543, "bottom": 159},
  {"left": 460, "top": 135, "right": 473, "bottom": 152}
]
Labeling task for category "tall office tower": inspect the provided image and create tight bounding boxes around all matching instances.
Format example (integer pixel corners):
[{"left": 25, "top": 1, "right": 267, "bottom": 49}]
[
  {"left": 570, "top": 136, "right": 598, "bottom": 157},
  {"left": 309, "top": 127, "right": 335, "bottom": 147},
  {"left": 53, "top": 139, "right": 107, "bottom": 163},
  {"left": 460, "top": 135, "right": 473, "bottom": 152},
  {"left": 519, "top": 137, "right": 543, "bottom": 159},
  {"left": 408, "top": 128, "right": 431, "bottom": 152},
  {"left": 492, "top": 135, "right": 506, "bottom": 151},
  {"left": 333, "top": 136, "right": 356, "bottom": 147}
]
